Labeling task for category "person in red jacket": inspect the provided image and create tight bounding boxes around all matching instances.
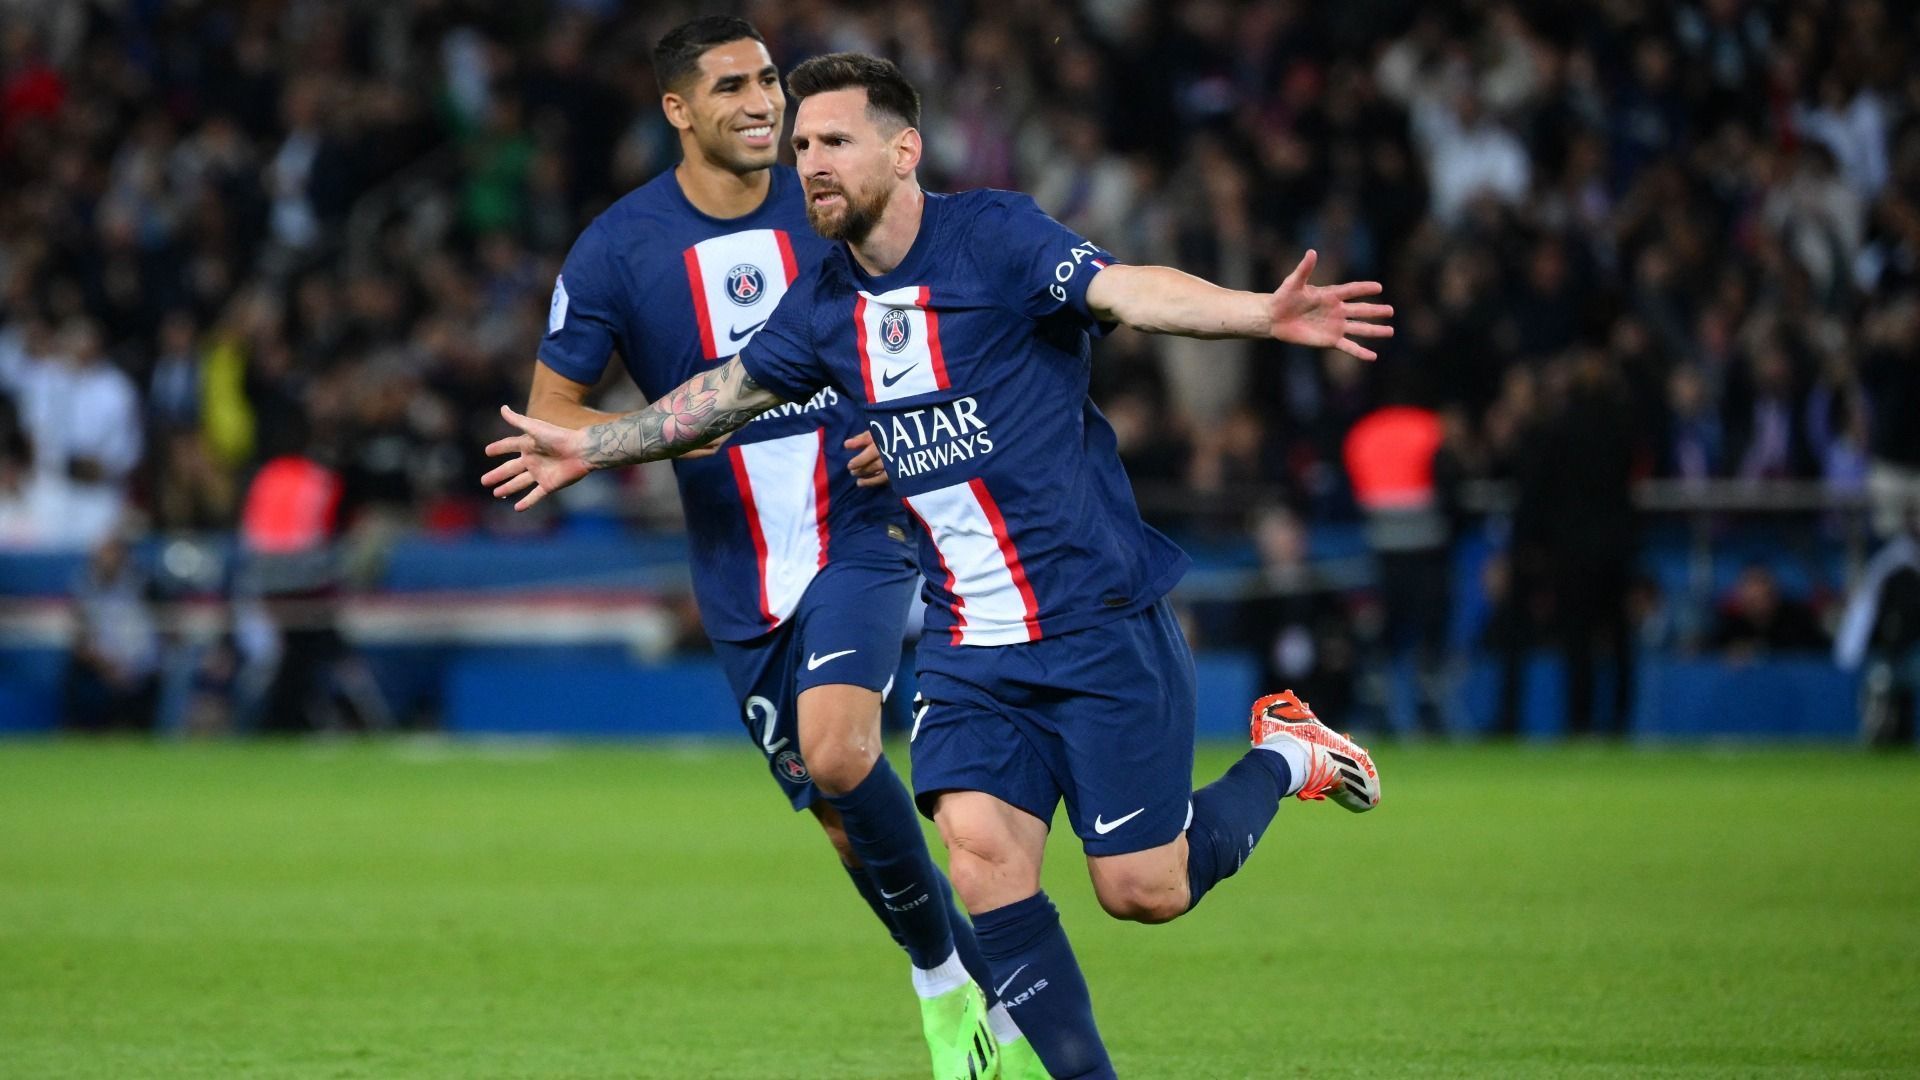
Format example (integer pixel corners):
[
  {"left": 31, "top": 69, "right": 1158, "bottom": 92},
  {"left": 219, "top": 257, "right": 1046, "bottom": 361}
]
[{"left": 1343, "top": 393, "right": 1459, "bottom": 737}]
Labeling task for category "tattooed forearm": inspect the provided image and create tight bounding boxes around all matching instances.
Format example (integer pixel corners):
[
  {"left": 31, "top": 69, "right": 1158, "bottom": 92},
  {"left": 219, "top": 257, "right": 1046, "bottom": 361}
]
[{"left": 579, "top": 358, "right": 784, "bottom": 469}]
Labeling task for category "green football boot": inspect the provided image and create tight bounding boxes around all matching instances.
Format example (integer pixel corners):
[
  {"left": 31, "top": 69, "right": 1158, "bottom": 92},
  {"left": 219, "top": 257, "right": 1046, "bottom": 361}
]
[
  {"left": 994, "top": 1032, "right": 1049, "bottom": 1079},
  {"left": 919, "top": 979, "right": 1000, "bottom": 1079}
]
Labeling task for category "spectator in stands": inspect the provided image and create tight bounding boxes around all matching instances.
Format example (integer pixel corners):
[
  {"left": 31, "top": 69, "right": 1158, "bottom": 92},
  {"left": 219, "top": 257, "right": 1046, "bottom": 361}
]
[
  {"left": 1376, "top": 17, "right": 1532, "bottom": 229},
  {"left": 236, "top": 414, "right": 389, "bottom": 733},
  {"left": 1343, "top": 384, "right": 1458, "bottom": 737},
  {"left": 459, "top": 89, "right": 536, "bottom": 238},
  {"left": 1233, "top": 505, "right": 1358, "bottom": 726},
  {"left": 148, "top": 309, "right": 236, "bottom": 531},
  {"left": 1730, "top": 340, "right": 1809, "bottom": 482},
  {"left": 176, "top": 605, "right": 281, "bottom": 737},
  {"left": 2, "top": 319, "right": 142, "bottom": 549},
  {"left": 1710, "top": 564, "right": 1830, "bottom": 658},
  {"left": 264, "top": 79, "right": 353, "bottom": 260},
  {"left": 1805, "top": 349, "right": 1872, "bottom": 495},
  {"left": 1835, "top": 520, "right": 1920, "bottom": 747},
  {"left": 63, "top": 533, "right": 160, "bottom": 732},
  {"left": 1626, "top": 574, "right": 1686, "bottom": 655},
  {"left": 1028, "top": 109, "right": 1138, "bottom": 254},
  {"left": 1498, "top": 350, "right": 1638, "bottom": 739},
  {"left": 1862, "top": 296, "right": 1920, "bottom": 536},
  {"left": 0, "top": 376, "right": 30, "bottom": 541},
  {"left": 1664, "top": 364, "right": 1724, "bottom": 482},
  {"left": 1763, "top": 143, "right": 1866, "bottom": 304}
]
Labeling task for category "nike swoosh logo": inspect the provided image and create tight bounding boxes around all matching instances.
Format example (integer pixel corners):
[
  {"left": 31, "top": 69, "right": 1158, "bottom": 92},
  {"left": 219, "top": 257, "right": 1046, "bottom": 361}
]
[
  {"left": 880, "top": 364, "right": 917, "bottom": 387},
  {"left": 993, "top": 964, "right": 1028, "bottom": 999},
  {"left": 728, "top": 320, "right": 767, "bottom": 343},
  {"left": 806, "top": 649, "right": 856, "bottom": 670},
  {"left": 1092, "top": 807, "right": 1146, "bottom": 835},
  {"left": 879, "top": 881, "right": 918, "bottom": 900}
]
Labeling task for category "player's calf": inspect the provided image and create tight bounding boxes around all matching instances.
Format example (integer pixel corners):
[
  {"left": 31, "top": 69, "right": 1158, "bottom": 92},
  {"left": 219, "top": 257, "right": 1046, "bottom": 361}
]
[
  {"left": 969, "top": 891, "right": 1116, "bottom": 1080},
  {"left": 808, "top": 802, "right": 858, "bottom": 865}
]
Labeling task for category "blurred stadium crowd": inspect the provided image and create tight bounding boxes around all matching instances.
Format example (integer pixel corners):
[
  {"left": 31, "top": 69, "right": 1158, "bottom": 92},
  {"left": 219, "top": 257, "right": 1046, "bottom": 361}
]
[{"left": 3, "top": 0, "right": 1919, "bottom": 735}]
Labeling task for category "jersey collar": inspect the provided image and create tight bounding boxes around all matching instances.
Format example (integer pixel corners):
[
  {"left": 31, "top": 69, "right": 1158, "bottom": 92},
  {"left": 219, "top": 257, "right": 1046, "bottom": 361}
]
[{"left": 847, "top": 190, "right": 943, "bottom": 293}]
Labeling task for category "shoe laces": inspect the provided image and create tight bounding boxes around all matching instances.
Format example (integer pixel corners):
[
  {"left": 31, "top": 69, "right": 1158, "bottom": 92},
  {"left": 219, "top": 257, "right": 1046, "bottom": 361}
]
[{"left": 1292, "top": 743, "right": 1343, "bottom": 802}]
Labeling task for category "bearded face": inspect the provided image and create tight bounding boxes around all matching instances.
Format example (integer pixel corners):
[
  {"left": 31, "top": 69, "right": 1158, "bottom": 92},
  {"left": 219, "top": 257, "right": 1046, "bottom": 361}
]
[
  {"left": 793, "top": 87, "right": 914, "bottom": 247},
  {"left": 805, "top": 171, "right": 893, "bottom": 245}
]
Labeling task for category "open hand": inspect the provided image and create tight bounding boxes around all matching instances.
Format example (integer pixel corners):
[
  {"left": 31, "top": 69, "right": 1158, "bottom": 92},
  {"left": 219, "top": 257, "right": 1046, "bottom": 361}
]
[
  {"left": 482, "top": 405, "right": 592, "bottom": 511},
  {"left": 1269, "top": 249, "right": 1394, "bottom": 360}
]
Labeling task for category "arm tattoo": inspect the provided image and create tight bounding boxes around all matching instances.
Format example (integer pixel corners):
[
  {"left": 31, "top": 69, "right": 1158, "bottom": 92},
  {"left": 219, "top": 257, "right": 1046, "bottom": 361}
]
[{"left": 580, "top": 358, "right": 782, "bottom": 469}]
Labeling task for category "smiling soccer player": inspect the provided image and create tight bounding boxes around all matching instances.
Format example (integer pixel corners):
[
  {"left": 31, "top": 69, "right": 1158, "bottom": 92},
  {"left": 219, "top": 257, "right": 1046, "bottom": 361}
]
[{"left": 522, "top": 23, "right": 995, "bottom": 1080}]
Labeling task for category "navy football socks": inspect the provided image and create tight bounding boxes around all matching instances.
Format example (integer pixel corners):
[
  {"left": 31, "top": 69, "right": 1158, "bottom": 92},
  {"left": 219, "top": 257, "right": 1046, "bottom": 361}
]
[
  {"left": 841, "top": 858, "right": 995, "bottom": 991},
  {"left": 822, "top": 755, "right": 965, "bottom": 973},
  {"left": 841, "top": 861, "right": 910, "bottom": 951},
  {"left": 972, "top": 891, "right": 1115, "bottom": 1079},
  {"left": 1184, "top": 747, "right": 1291, "bottom": 912}
]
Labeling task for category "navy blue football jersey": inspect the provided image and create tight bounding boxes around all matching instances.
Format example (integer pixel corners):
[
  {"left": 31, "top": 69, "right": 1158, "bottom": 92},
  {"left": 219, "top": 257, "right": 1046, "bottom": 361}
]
[
  {"left": 539, "top": 165, "right": 906, "bottom": 642},
  {"left": 739, "top": 189, "right": 1190, "bottom": 647}
]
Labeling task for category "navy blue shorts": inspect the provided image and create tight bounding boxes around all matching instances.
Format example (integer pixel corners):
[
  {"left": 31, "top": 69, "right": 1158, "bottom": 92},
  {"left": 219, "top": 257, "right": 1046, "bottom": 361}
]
[
  {"left": 712, "top": 553, "right": 918, "bottom": 811},
  {"left": 909, "top": 598, "right": 1198, "bottom": 856}
]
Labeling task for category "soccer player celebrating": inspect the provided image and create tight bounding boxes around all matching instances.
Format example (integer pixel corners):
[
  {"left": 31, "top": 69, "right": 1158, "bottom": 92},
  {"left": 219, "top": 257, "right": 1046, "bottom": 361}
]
[
  {"left": 489, "top": 52, "right": 1389, "bottom": 1078},
  {"left": 526, "top": 23, "right": 996, "bottom": 1078}
]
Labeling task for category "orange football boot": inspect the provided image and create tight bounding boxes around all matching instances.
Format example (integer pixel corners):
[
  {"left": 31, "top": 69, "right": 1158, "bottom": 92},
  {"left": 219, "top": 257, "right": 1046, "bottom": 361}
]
[{"left": 1250, "top": 690, "right": 1381, "bottom": 812}]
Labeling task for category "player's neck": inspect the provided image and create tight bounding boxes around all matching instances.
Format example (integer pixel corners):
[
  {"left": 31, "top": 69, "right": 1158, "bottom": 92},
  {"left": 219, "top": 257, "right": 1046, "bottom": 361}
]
[
  {"left": 674, "top": 156, "right": 773, "bottom": 220},
  {"left": 848, "top": 184, "right": 924, "bottom": 277}
]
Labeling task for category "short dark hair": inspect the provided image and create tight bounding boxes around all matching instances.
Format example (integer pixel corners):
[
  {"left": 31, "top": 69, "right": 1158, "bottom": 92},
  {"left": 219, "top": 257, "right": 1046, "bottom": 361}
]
[
  {"left": 651, "top": 15, "right": 765, "bottom": 94},
  {"left": 787, "top": 52, "right": 920, "bottom": 130}
]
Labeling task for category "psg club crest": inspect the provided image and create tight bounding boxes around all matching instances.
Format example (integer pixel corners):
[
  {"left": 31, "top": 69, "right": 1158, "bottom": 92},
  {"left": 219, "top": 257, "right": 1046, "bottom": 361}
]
[
  {"left": 879, "top": 307, "right": 912, "bottom": 353},
  {"left": 726, "top": 264, "right": 765, "bottom": 306},
  {"left": 775, "top": 750, "right": 810, "bottom": 784}
]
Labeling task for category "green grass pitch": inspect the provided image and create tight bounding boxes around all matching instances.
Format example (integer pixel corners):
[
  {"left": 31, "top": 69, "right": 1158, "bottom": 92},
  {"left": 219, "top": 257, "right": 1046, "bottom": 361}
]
[{"left": 1, "top": 740, "right": 1916, "bottom": 1078}]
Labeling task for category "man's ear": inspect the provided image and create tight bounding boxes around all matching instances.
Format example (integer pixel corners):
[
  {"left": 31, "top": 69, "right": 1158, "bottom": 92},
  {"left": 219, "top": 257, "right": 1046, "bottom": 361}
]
[
  {"left": 662, "top": 91, "right": 693, "bottom": 132},
  {"left": 894, "top": 126, "right": 923, "bottom": 177}
]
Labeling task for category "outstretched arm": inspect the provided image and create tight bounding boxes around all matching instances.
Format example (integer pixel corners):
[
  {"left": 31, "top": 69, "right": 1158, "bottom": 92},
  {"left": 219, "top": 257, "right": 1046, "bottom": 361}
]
[
  {"left": 1085, "top": 249, "right": 1393, "bottom": 360},
  {"left": 482, "top": 356, "right": 784, "bottom": 510}
]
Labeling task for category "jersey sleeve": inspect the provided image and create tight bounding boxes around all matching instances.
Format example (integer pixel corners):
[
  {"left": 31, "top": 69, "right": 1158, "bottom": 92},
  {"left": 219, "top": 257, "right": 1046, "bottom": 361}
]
[
  {"left": 971, "top": 191, "right": 1120, "bottom": 328},
  {"left": 536, "top": 223, "right": 622, "bottom": 385},
  {"left": 735, "top": 264, "right": 828, "bottom": 404}
]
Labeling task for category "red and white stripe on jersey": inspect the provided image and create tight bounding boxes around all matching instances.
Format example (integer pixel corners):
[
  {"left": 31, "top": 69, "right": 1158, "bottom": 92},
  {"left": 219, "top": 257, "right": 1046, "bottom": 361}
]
[
  {"left": 904, "top": 477, "right": 1041, "bottom": 646},
  {"left": 853, "top": 285, "right": 951, "bottom": 404},
  {"left": 726, "top": 428, "right": 831, "bottom": 629},
  {"left": 682, "top": 228, "right": 800, "bottom": 361}
]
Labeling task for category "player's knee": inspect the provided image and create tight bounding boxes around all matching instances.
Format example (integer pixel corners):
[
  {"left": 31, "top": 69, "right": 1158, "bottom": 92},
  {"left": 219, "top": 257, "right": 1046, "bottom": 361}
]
[
  {"left": 804, "top": 737, "right": 879, "bottom": 796},
  {"left": 943, "top": 832, "right": 1028, "bottom": 910},
  {"left": 795, "top": 689, "right": 883, "bottom": 797},
  {"left": 1092, "top": 876, "right": 1187, "bottom": 925},
  {"left": 933, "top": 792, "right": 1048, "bottom": 911},
  {"left": 942, "top": 836, "right": 1000, "bottom": 902}
]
